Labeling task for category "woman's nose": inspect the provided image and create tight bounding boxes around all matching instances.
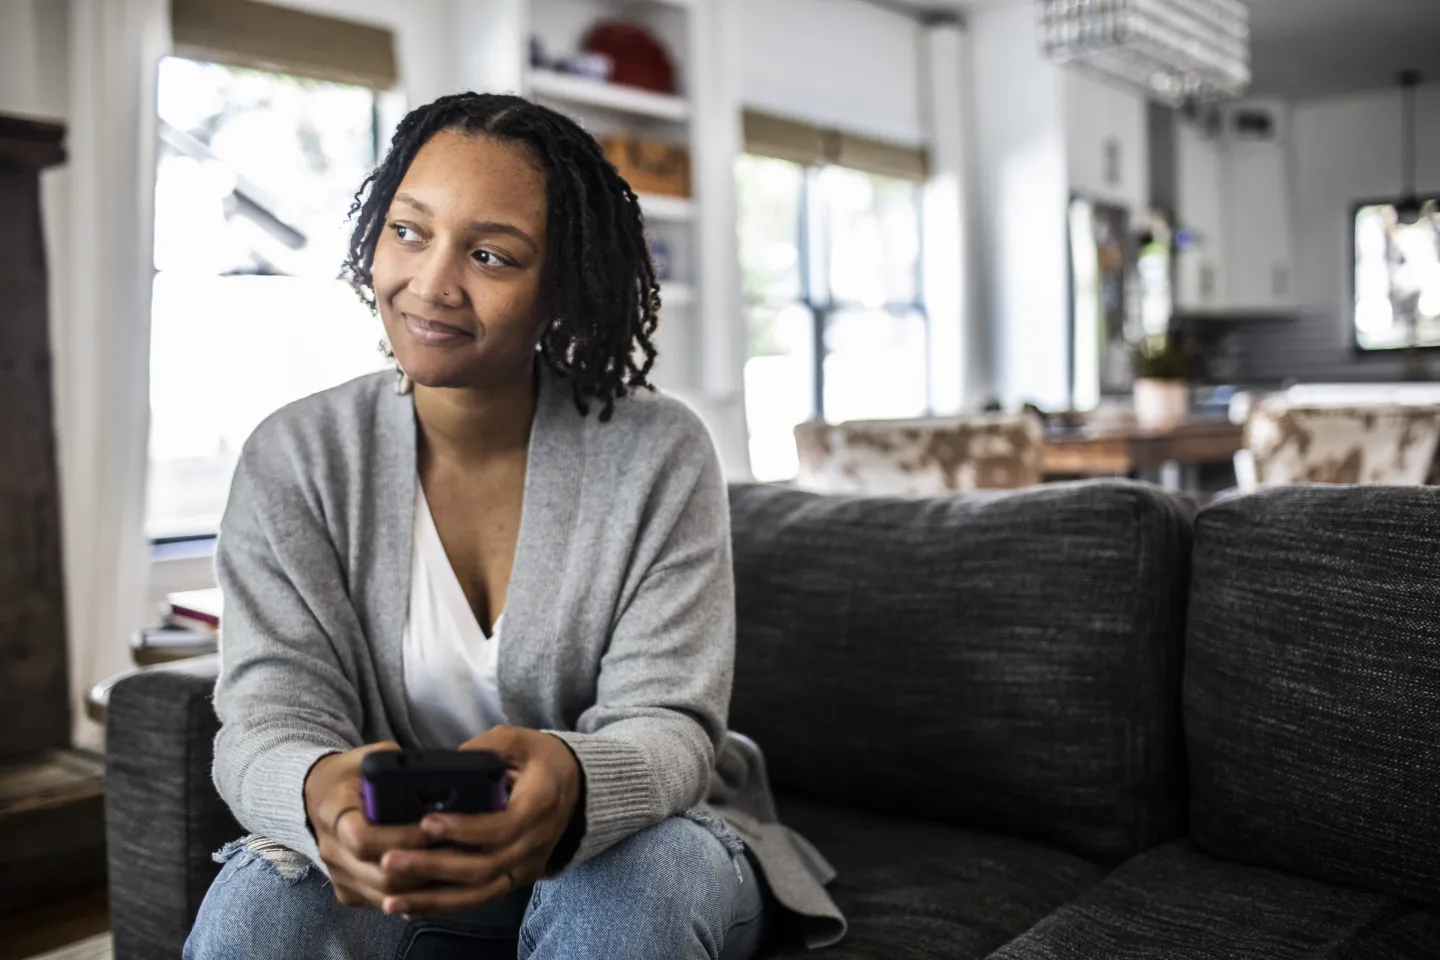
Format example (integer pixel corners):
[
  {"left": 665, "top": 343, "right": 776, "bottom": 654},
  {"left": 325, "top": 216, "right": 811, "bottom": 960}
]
[{"left": 408, "top": 249, "right": 465, "bottom": 307}]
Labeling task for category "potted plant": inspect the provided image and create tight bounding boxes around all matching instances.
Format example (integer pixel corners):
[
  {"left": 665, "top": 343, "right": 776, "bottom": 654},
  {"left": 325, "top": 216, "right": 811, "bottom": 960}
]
[{"left": 1131, "top": 338, "right": 1191, "bottom": 430}]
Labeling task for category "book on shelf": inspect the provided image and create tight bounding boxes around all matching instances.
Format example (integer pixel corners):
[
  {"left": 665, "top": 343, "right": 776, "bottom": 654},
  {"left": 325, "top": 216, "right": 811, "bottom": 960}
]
[{"left": 166, "top": 587, "right": 223, "bottom": 633}]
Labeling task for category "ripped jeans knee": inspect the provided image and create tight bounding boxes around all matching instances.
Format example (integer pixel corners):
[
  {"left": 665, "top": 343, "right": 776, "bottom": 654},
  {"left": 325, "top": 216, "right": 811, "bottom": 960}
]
[
  {"left": 186, "top": 835, "right": 407, "bottom": 960},
  {"left": 213, "top": 834, "right": 313, "bottom": 883}
]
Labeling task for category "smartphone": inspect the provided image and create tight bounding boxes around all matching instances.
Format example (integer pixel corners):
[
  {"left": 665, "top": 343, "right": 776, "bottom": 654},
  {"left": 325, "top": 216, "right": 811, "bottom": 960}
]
[{"left": 360, "top": 749, "right": 509, "bottom": 825}]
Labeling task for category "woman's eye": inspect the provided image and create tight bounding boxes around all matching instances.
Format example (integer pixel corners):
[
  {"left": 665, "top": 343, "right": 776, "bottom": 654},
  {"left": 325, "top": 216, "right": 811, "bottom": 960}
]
[
  {"left": 473, "top": 250, "right": 510, "bottom": 267},
  {"left": 389, "top": 223, "right": 419, "bottom": 243}
]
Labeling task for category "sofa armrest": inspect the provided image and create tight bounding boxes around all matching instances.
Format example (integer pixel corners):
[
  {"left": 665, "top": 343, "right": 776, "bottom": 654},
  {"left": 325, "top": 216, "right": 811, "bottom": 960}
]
[{"left": 105, "top": 655, "right": 239, "bottom": 960}]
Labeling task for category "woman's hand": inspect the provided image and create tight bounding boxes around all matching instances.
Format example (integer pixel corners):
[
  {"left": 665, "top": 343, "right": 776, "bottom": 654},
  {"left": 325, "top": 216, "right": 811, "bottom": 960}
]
[
  {"left": 303, "top": 741, "right": 429, "bottom": 909},
  {"left": 375, "top": 726, "right": 582, "bottom": 917}
]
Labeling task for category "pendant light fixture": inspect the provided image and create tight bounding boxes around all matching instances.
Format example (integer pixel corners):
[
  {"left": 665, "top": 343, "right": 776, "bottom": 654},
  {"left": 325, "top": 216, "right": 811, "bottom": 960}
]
[{"left": 1039, "top": 0, "right": 1251, "bottom": 106}]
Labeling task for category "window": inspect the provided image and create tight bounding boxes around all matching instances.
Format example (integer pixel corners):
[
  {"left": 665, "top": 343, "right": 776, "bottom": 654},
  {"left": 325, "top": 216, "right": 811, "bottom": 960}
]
[
  {"left": 146, "top": 56, "right": 388, "bottom": 539},
  {"left": 1353, "top": 198, "right": 1440, "bottom": 352},
  {"left": 736, "top": 155, "right": 928, "bottom": 482}
]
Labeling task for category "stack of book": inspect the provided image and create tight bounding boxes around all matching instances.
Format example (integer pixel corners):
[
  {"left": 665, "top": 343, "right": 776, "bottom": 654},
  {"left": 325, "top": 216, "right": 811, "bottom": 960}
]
[{"left": 131, "top": 588, "right": 223, "bottom": 665}]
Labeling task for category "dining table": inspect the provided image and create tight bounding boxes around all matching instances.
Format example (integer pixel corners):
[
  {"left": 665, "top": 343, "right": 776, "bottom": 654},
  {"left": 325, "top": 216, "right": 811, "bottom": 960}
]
[{"left": 1041, "top": 417, "right": 1246, "bottom": 491}]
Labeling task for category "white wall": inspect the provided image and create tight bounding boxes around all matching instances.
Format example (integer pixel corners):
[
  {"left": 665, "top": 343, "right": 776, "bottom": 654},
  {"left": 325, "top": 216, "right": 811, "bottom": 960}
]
[
  {"left": 970, "top": 2, "right": 1070, "bottom": 410},
  {"left": 1293, "top": 87, "right": 1440, "bottom": 333},
  {"left": 921, "top": 22, "right": 988, "bottom": 413},
  {"left": 1, "top": 0, "right": 43, "bottom": 117},
  {"left": 736, "top": 0, "right": 924, "bottom": 146},
  {"left": 1237, "top": 86, "right": 1440, "bottom": 381},
  {"left": 1065, "top": 70, "right": 1149, "bottom": 214},
  {"left": 451, "top": 0, "right": 526, "bottom": 96}
]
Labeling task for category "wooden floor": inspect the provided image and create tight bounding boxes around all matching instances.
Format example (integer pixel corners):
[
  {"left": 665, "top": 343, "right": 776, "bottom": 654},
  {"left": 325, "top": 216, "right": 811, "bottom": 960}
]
[{"left": 0, "top": 887, "right": 109, "bottom": 960}]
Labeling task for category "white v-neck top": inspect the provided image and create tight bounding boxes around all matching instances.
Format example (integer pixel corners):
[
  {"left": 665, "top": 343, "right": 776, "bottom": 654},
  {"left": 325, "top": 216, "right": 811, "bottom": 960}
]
[{"left": 401, "top": 481, "right": 507, "bottom": 748}]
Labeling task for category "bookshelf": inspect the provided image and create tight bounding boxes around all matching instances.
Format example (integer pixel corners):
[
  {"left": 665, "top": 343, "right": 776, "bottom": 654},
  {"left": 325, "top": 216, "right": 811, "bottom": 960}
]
[
  {"left": 527, "top": 68, "right": 690, "bottom": 120},
  {"left": 455, "top": 0, "right": 744, "bottom": 467},
  {"left": 637, "top": 193, "right": 696, "bottom": 222},
  {"left": 504, "top": 0, "right": 737, "bottom": 400}
]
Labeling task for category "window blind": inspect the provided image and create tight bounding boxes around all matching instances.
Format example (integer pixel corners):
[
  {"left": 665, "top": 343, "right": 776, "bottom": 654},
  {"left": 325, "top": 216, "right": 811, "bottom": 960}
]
[
  {"left": 742, "top": 109, "right": 929, "bottom": 182},
  {"left": 171, "top": 0, "right": 398, "bottom": 91}
]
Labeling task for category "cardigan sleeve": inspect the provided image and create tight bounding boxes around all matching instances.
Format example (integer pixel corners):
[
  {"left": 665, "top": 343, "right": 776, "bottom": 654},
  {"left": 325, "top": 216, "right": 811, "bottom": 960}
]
[
  {"left": 210, "top": 439, "right": 367, "bottom": 870},
  {"left": 547, "top": 419, "right": 735, "bottom": 868}
]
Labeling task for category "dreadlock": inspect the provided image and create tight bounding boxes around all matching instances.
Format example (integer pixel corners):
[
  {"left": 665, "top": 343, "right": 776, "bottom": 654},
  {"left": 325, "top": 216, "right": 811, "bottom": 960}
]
[{"left": 342, "top": 92, "right": 661, "bottom": 421}]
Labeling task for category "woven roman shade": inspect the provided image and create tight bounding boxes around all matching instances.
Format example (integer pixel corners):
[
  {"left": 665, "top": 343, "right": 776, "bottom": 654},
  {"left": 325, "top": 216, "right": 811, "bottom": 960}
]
[
  {"left": 742, "top": 109, "right": 929, "bottom": 181},
  {"left": 171, "top": 0, "right": 397, "bottom": 90}
]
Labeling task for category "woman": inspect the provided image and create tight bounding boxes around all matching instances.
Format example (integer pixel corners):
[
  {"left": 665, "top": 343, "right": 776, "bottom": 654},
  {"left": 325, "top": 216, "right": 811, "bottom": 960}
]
[{"left": 185, "top": 93, "right": 844, "bottom": 960}]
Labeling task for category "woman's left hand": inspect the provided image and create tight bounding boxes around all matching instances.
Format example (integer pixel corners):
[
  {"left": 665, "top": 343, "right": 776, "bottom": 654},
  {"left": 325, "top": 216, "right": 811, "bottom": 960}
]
[{"left": 377, "top": 725, "right": 582, "bottom": 917}]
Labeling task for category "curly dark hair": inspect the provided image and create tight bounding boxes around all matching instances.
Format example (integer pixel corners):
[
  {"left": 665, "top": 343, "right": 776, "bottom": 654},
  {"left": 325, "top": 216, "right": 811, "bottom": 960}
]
[{"left": 342, "top": 92, "right": 660, "bottom": 420}]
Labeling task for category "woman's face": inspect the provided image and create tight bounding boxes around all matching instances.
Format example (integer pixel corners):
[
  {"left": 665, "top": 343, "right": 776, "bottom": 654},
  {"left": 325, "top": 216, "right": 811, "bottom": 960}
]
[{"left": 371, "top": 129, "right": 549, "bottom": 390}]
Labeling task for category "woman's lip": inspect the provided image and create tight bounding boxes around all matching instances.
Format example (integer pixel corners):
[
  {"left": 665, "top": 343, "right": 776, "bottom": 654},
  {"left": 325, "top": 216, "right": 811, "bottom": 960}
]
[{"left": 403, "top": 312, "right": 474, "bottom": 346}]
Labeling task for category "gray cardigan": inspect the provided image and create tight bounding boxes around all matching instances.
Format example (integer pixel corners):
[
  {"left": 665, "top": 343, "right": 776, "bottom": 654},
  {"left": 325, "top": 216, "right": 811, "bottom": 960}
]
[{"left": 212, "top": 368, "right": 845, "bottom": 948}]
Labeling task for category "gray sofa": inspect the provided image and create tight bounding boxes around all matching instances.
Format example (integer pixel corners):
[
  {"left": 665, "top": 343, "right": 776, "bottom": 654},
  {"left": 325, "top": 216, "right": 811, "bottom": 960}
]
[{"left": 105, "top": 481, "right": 1440, "bottom": 959}]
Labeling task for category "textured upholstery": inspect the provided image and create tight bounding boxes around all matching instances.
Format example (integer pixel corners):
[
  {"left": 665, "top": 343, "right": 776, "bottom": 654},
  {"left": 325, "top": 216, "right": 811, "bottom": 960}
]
[
  {"left": 793, "top": 414, "right": 1044, "bottom": 495},
  {"left": 1186, "top": 486, "right": 1440, "bottom": 905},
  {"left": 105, "top": 656, "right": 236, "bottom": 960},
  {"left": 1245, "top": 400, "right": 1440, "bottom": 486},
  {"left": 727, "top": 481, "right": 1194, "bottom": 865},
  {"left": 103, "top": 482, "right": 1440, "bottom": 960},
  {"left": 991, "top": 841, "right": 1440, "bottom": 959},
  {"left": 765, "top": 800, "right": 1106, "bottom": 960}
]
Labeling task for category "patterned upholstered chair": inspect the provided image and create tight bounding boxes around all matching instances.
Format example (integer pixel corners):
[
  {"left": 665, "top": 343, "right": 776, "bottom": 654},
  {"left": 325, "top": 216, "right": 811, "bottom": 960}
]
[
  {"left": 1240, "top": 398, "right": 1440, "bottom": 489},
  {"left": 793, "top": 414, "right": 1044, "bottom": 496}
]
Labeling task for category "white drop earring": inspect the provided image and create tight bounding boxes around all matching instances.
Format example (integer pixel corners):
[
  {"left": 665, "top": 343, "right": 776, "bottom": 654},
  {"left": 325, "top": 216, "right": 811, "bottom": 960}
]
[{"left": 377, "top": 338, "right": 413, "bottom": 395}]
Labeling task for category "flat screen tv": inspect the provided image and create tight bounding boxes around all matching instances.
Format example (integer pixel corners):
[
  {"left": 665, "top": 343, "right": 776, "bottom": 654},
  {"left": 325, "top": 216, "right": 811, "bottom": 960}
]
[{"left": 1353, "top": 197, "right": 1440, "bottom": 351}]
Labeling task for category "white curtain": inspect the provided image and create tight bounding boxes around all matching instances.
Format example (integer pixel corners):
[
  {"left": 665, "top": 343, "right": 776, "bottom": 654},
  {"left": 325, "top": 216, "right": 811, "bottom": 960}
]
[{"left": 53, "top": 0, "right": 170, "bottom": 749}]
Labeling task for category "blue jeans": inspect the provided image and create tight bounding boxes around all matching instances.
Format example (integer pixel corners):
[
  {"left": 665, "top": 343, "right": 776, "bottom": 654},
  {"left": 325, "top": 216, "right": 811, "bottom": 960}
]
[{"left": 184, "top": 816, "right": 768, "bottom": 960}]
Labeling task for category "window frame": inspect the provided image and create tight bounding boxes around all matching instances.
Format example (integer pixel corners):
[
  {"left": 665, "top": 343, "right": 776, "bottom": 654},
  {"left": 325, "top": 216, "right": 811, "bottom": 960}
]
[
  {"left": 744, "top": 157, "right": 932, "bottom": 423},
  {"left": 146, "top": 56, "right": 385, "bottom": 546},
  {"left": 1349, "top": 195, "right": 1440, "bottom": 355}
]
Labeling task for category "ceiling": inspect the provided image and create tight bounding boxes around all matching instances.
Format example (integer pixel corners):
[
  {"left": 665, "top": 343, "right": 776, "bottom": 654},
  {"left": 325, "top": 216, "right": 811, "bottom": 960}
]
[{"left": 882, "top": 0, "right": 1440, "bottom": 99}]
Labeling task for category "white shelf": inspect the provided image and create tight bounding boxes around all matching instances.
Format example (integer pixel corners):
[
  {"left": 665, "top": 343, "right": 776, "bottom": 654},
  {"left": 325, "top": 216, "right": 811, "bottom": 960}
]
[
  {"left": 527, "top": 70, "right": 690, "bottom": 121},
  {"left": 638, "top": 193, "right": 695, "bottom": 222},
  {"left": 660, "top": 282, "right": 694, "bottom": 307}
]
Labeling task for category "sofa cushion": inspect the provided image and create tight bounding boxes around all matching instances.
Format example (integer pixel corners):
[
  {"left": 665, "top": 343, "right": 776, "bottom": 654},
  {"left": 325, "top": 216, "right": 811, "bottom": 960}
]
[
  {"left": 728, "top": 481, "right": 1192, "bottom": 865},
  {"left": 1185, "top": 486, "right": 1440, "bottom": 904},
  {"left": 764, "top": 799, "right": 1106, "bottom": 960},
  {"left": 988, "top": 841, "right": 1440, "bottom": 959}
]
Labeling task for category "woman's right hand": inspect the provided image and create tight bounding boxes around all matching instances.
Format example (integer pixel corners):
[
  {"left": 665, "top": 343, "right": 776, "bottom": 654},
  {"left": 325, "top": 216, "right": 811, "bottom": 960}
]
[{"left": 303, "top": 742, "right": 429, "bottom": 909}]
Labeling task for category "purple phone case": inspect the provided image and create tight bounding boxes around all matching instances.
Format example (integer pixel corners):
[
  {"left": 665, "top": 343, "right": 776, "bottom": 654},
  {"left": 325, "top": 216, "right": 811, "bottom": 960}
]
[
  {"left": 361, "top": 757, "right": 509, "bottom": 824},
  {"left": 362, "top": 778, "right": 382, "bottom": 823}
]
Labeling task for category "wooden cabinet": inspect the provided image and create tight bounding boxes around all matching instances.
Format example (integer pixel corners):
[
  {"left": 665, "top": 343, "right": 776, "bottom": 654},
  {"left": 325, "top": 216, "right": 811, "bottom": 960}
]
[
  {"left": 0, "top": 114, "right": 69, "bottom": 763},
  {"left": 1175, "top": 99, "right": 1297, "bottom": 315},
  {"left": 0, "top": 113, "right": 107, "bottom": 916},
  {"left": 1222, "top": 118, "right": 1296, "bottom": 310},
  {"left": 1175, "top": 117, "right": 1228, "bottom": 311}
]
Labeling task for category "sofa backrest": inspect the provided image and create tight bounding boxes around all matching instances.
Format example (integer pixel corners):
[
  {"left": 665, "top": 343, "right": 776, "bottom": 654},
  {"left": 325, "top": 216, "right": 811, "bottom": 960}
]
[
  {"left": 1186, "top": 486, "right": 1440, "bottom": 905},
  {"left": 727, "top": 480, "right": 1193, "bottom": 865}
]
